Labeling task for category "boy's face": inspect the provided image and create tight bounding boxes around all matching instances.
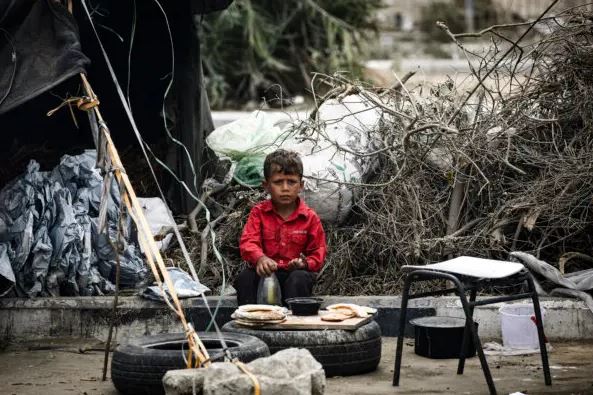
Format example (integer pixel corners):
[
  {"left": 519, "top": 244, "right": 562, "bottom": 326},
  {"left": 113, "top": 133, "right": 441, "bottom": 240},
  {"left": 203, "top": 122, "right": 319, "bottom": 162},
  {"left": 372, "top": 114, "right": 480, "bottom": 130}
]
[{"left": 263, "top": 171, "right": 303, "bottom": 206}]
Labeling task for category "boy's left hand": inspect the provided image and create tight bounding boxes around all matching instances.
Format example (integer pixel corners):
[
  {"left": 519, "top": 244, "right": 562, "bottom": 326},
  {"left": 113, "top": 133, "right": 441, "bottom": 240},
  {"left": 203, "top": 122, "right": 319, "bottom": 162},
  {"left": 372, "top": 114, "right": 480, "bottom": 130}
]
[{"left": 287, "top": 255, "right": 307, "bottom": 271}]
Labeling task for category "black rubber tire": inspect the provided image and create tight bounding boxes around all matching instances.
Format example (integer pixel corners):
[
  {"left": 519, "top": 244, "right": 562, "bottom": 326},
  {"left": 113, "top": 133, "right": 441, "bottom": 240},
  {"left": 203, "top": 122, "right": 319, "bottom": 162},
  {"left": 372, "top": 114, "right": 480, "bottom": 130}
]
[
  {"left": 111, "top": 331, "right": 270, "bottom": 395},
  {"left": 221, "top": 320, "right": 382, "bottom": 377}
]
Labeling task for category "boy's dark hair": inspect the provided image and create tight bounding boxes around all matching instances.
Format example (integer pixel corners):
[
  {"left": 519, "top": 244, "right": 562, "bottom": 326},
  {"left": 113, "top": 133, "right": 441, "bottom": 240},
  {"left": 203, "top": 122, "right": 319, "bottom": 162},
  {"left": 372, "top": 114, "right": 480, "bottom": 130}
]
[{"left": 263, "top": 149, "right": 303, "bottom": 179}]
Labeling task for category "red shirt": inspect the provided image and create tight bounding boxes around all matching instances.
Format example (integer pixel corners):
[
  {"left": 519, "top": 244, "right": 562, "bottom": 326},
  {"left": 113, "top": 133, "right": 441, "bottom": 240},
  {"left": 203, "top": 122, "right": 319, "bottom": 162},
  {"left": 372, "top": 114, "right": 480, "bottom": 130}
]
[{"left": 240, "top": 199, "right": 326, "bottom": 272}]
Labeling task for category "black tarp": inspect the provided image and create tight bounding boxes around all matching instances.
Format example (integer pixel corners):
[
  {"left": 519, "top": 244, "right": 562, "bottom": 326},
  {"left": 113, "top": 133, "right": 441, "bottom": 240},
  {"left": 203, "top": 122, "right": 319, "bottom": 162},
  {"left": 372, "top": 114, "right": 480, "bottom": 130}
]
[
  {"left": 0, "top": 0, "right": 89, "bottom": 115},
  {"left": 0, "top": 0, "right": 233, "bottom": 214},
  {"left": 195, "top": 0, "right": 234, "bottom": 15},
  {"left": 0, "top": 0, "right": 233, "bottom": 295}
]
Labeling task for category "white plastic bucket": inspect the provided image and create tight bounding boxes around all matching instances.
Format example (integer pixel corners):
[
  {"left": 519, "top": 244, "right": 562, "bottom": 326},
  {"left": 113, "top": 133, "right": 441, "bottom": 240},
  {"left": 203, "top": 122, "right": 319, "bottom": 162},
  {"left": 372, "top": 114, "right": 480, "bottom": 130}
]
[{"left": 499, "top": 304, "right": 545, "bottom": 349}]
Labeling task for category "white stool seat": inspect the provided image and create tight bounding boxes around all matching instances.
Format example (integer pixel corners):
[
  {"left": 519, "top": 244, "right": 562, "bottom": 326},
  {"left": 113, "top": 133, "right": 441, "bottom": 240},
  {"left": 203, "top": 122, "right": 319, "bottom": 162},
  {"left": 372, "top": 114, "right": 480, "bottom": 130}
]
[{"left": 402, "top": 256, "right": 524, "bottom": 279}]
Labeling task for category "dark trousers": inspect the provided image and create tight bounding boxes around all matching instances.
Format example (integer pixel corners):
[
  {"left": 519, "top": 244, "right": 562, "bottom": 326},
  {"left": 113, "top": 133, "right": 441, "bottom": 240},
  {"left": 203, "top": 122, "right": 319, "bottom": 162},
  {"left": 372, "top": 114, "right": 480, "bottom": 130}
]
[{"left": 235, "top": 268, "right": 315, "bottom": 306}]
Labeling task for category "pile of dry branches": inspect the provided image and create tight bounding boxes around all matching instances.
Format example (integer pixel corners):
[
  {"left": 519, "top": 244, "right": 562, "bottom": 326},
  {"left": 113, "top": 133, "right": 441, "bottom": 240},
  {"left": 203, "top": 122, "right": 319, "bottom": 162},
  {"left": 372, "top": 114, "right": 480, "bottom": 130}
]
[{"left": 168, "top": 6, "right": 593, "bottom": 295}]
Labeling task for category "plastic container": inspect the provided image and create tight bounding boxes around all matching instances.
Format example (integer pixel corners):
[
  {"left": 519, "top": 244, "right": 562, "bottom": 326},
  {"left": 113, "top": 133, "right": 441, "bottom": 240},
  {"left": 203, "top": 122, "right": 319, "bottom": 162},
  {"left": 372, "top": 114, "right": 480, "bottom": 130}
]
[
  {"left": 499, "top": 304, "right": 545, "bottom": 349},
  {"left": 410, "top": 316, "right": 477, "bottom": 359},
  {"left": 256, "top": 273, "right": 282, "bottom": 306}
]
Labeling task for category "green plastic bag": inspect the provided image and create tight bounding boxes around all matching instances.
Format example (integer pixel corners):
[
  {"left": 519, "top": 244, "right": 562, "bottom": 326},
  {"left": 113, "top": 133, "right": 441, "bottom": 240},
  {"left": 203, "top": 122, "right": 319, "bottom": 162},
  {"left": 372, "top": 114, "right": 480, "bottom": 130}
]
[{"left": 233, "top": 155, "right": 265, "bottom": 187}]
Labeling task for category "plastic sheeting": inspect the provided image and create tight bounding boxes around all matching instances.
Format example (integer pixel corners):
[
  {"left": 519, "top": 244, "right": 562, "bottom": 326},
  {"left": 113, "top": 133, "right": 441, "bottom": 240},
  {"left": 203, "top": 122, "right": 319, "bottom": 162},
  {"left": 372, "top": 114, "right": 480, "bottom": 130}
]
[
  {"left": 0, "top": 0, "right": 89, "bottom": 114},
  {"left": 511, "top": 251, "right": 593, "bottom": 313},
  {"left": 294, "top": 94, "right": 385, "bottom": 223},
  {"left": 0, "top": 150, "right": 147, "bottom": 297},
  {"left": 206, "top": 110, "right": 292, "bottom": 163},
  {"left": 137, "top": 197, "right": 176, "bottom": 252},
  {"left": 205, "top": 110, "right": 293, "bottom": 187},
  {"left": 142, "top": 267, "right": 209, "bottom": 302},
  {"left": 206, "top": 94, "right": 386, "bottom": 224}
]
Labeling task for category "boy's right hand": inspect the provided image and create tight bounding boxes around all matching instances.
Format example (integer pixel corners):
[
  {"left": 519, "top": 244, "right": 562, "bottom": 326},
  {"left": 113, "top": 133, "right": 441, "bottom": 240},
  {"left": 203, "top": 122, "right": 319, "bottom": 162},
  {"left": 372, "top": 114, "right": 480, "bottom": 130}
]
[{"left": 256, "top": 256, "right": 278, "bottom": 277}]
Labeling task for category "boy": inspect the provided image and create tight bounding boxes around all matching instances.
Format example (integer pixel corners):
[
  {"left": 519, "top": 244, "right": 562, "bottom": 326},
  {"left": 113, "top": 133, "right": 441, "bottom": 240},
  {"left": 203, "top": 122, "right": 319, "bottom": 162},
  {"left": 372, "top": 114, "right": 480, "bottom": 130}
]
[{"left": 236, "top": 149, "right": 327, "bottom": 305}]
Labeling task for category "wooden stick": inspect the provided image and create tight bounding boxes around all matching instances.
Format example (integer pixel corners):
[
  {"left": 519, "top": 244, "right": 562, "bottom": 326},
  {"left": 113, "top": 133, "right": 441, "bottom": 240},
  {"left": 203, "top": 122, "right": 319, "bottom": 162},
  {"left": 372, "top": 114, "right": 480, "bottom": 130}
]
[
  {"left": 102, "top": 190, "right": 124, "bottom": 381},
  {"left": 79, "top": 72, "right": 211, "bottom": 367}
]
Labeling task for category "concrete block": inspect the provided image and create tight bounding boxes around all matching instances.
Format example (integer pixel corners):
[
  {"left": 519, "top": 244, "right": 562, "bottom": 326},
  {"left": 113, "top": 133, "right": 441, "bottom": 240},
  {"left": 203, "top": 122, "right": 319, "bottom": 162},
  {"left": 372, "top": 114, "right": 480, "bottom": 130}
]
[{"left": 1, "top": 295, "right": 592, "bottom": 345}]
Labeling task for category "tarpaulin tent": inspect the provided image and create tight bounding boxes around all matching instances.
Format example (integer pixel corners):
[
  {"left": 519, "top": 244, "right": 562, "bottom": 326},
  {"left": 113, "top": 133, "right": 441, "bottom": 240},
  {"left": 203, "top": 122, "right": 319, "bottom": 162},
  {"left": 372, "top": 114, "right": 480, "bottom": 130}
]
[
  {"left": 0, "top": 0, "right": 90, "bottom": 114},
  {"left": 1, "top": 0, "right": 233, "bottom": 211},
  {"left": 0, "top": 0, "right": 233, "bottom": 296}
]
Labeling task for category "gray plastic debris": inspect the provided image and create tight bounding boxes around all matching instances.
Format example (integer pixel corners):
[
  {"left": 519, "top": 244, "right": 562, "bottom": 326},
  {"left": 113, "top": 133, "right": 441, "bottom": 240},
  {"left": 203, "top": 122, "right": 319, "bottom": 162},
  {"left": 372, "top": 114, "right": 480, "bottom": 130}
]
[
  {"left": 143, "top": 267, "right": 210, "bottom": 302},
  {"left": 92, "top": 219, "right": 147, "bottom": 289},
  {"left": 216, "top": 283, "right": 237, "bottom": 296},
  {"left": 137, "top": 197, "right": 176, "bottom": 252},
  {"left": 483, "top": 341, "right": 553, "bottom": 356},
  {"left": 511, "top": 251, "right": 593, "bottom": 313},
  {"left": 0, "top": 150, "right": 147, "bottom": 297},
  {"left": 0, "top": 243, "right": 15, "bottom": 296}
]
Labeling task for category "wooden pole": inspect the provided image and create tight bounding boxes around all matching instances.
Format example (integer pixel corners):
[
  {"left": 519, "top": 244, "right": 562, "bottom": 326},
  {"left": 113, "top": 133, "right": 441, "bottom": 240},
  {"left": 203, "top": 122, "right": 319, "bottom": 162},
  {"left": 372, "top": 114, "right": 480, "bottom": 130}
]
[{"left": 79, "top": 73, "right": 211, "bottom": 368}]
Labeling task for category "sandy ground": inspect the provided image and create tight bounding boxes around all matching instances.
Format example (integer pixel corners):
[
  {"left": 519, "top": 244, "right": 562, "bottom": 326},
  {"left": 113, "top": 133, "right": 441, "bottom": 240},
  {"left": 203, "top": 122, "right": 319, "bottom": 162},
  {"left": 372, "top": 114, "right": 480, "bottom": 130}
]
[{"left": 0, "top": 337, "right": 592, "bottom": 395}]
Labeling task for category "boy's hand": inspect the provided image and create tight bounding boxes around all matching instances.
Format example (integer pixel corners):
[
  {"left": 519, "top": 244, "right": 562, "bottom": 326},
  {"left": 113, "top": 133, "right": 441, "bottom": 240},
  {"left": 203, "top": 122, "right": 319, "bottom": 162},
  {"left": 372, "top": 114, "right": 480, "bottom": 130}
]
[
  {"left": 287, "top": 255, "right": 307, "bottom": 271},
  {"left": 256, "top": 256, "right": 278, "bottom": 277}
]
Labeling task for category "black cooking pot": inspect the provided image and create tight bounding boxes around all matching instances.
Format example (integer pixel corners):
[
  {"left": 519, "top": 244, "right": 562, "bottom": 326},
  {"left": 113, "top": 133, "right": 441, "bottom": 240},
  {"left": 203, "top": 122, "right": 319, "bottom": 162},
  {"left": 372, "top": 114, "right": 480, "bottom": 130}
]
[
  {"left": 286, "top": 297, "right": 323, "bottom": 316},
  {"left": 410, "top": 316, "right": 477, "bottom": 359}
]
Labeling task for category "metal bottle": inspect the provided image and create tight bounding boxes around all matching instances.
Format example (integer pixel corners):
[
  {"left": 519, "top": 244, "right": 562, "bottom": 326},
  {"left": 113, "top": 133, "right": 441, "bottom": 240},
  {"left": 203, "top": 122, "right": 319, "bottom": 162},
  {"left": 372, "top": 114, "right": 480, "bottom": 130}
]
[{"left": 256, "top": 272, "right": 282, "bottom": 306}]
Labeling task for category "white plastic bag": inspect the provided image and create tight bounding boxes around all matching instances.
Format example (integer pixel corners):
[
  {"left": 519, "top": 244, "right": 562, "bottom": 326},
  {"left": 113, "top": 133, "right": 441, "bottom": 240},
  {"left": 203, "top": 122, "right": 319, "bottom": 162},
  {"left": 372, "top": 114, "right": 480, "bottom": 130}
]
[
  {"left": 291, "top": 94, "right": 385, "bottom": 223},
  {"left": 206, "top": 111, "right": 292, "bottom": 161},
  {"left": 137, "top": 197, "right": 175, "bottom": 251},
  {"left": 206, "top": 95, "right": 387, "bottom": 224}
]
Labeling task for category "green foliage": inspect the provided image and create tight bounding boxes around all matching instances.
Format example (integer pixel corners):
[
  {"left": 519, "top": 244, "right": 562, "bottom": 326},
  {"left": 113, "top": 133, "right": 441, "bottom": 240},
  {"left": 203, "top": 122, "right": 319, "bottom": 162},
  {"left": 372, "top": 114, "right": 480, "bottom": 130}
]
[
  {"left": 200, "top": 0, "right": 382, "bottom": 109},
  {"left": 419, "top": 0, "right": 500, "bottom": 43}
]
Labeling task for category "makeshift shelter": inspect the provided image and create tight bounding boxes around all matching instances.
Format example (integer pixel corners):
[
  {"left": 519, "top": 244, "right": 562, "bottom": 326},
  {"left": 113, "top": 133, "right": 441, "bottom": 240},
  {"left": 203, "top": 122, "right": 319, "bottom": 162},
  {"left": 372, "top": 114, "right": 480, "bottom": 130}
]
[
  {"left": 0, "top": 0, "right": 233, "bottom": 296},
  {"left": 1, "top": 0, "right": 233, "bottom": 211}
]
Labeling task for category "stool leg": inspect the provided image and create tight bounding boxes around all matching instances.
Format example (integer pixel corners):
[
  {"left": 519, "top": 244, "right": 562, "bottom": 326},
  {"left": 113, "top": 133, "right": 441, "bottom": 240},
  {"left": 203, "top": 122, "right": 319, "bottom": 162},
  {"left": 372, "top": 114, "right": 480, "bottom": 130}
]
[
  {"left": 457, "top": 286, "right": 477, "bottom": 375},
  {"left": 455, "top": 280, "right": 497, "bottom": 395},
  {"left": 393, "top": 274, "right": 413, "bottom": 386},
  {"left": 526, "top": 274, "right": 552, "bottom": 385}
]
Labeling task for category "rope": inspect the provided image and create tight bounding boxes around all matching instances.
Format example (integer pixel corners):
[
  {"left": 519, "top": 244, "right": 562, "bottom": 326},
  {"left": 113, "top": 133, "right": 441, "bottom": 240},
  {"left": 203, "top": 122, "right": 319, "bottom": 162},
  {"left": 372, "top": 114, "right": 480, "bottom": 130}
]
[
  {"left": 234, "top": 361, "right": 261, "bottom": 395},
  {"left": 46, "top": 91, "right": 100, "bottom": 129},
  {"left": 46, "top": 96, "right": 100, "bottom": 117}
]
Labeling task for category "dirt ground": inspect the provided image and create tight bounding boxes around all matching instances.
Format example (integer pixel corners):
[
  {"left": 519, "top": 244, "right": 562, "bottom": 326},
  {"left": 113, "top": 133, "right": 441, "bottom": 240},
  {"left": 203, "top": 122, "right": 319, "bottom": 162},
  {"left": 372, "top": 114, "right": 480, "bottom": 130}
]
[{"left": 0, "top": 337, "right": 592, "bottom": 395}]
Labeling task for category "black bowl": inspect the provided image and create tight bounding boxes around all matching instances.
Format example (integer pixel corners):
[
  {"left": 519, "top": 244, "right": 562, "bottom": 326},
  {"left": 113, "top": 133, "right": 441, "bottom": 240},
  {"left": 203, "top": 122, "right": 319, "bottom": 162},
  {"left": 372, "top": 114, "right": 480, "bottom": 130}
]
[{"left": 286, "top": 297, "right": 323, "bottom": 316}]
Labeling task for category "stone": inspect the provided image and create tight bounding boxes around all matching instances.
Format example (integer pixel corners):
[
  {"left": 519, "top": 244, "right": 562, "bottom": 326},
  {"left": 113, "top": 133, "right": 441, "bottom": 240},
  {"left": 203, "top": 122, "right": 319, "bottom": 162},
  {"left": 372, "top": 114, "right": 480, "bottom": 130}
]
[
  {"left": 162, "top": 369, "right": 203, "bottom": 395},
  {"left": 163, "top": 348, "right": 325, "bottom": 395},
  {"left": 246, "top": 348, "right": 325, "bottom": 395}
]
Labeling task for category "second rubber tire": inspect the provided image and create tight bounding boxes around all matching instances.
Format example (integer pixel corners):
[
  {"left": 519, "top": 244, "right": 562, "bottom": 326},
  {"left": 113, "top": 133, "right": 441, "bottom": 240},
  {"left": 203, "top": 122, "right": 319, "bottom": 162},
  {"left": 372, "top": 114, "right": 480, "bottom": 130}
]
[{"left": 221, "top": 320, "right": 382, "bottom": 377}]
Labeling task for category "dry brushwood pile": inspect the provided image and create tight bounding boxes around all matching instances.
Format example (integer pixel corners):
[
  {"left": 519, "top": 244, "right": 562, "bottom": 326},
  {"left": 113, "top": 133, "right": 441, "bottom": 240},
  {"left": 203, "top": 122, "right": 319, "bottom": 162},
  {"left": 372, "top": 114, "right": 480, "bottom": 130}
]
[{"left": 167, "top": 8, "right": 593, "bottom": 295}]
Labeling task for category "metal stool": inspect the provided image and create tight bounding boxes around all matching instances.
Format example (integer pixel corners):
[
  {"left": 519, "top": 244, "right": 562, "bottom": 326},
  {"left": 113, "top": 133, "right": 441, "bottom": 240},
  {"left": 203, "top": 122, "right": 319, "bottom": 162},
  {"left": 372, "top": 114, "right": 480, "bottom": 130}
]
[{"left": 392, "top": 256, "right": 552, "bottom": 395}]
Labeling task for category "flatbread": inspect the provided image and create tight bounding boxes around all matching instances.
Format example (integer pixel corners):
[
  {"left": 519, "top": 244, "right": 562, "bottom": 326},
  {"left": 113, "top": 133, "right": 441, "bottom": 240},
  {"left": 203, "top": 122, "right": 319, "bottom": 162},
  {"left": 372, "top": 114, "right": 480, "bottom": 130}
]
[
  {"left": 326, "top": 303, "right": 376, "bottom": 318},
  {"left": 238, "top": 304, "right": 284, "bottom": 312},
  {"left": 325, "top": 308, "right": 356, "bottom": 318},
  {"left": 320, "top": 312, "right": 353, "bottom": 322},
  {"left": 232, "top": 309, "right": 286, "bottom": 322},
  {"left": 234, "top": 318, "right": 286, "bottom": 327}
]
